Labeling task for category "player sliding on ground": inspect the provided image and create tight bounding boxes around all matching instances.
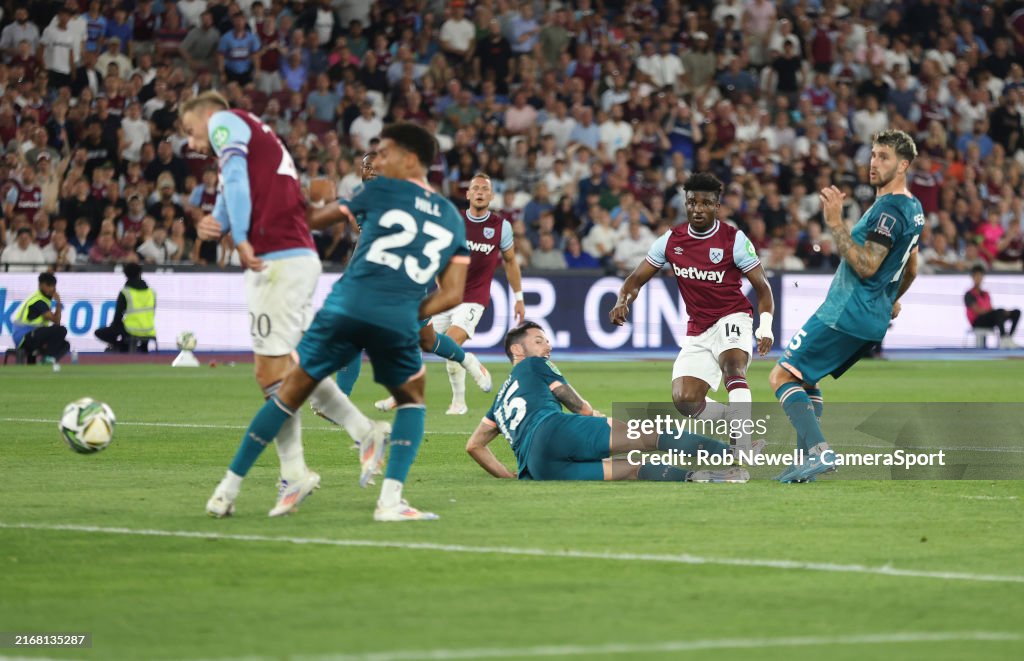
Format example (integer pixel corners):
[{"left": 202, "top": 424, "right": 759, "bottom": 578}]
[
  {"left": 181, "top": 91, "right": 388, "bottom": 518},
  {"left": 610, "top": 172, "right": 774, "bottom": 454},
  {"left": 374, "top": 172, "right": 526, "bottom": 415},
  {"left": 209, "top": 123, "right": 469, "bottom": 521},
  {"left": 316, "top": 157, "right": 498, "bottom": 410},
  {"left": 770, "top": 129, "right": 923, "bottom": 483},
  {"left": 465, "top": 322, "right": 750, "bottom": 483}
]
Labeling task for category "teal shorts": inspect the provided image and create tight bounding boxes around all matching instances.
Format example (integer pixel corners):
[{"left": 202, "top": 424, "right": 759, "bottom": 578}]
[
  {"left": 777, "top": 314, "right": 876, "bottom": 387},
  {"left": 520, "top": 413, "right": 611, "bottom": 481},
  {"left": 298, "top": 309, "right": 422, "bottom": 388}
]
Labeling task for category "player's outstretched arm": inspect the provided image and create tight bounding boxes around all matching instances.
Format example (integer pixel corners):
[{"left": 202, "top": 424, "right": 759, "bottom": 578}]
[
  {"left": 552, "top": 382, "right": 595, "bottom": 416},
  {"left": 745, "top": 264, "right": 776, "bottom": 356},
  {"left": 466, "top": 420, "right": 515, "bottom": 478},
  {"left": 610, "top": 260, "right": 660, "bottom": 326},
  {"left": 420, "top": 258, "right": 469, "bottom": 319}
]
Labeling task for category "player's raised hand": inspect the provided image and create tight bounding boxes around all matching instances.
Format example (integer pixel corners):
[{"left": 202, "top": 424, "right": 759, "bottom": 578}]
[
  {"left": 609, "top": 301, "right": 630, "bottom": 326},
  {"left": 196, "top": 214, "right": 224, "bottom": 241},
  {"left": 891, "top": 300, "right": 902, "bottom": 319},
  {"left": 513, "top": 300, "right": 526, "bottom": 325},
  {"left": 819, "top": 185, "right": 846, "bottom": 230},
  {"left": 236, "top": 240, "right": 265, "bottom": 272}
]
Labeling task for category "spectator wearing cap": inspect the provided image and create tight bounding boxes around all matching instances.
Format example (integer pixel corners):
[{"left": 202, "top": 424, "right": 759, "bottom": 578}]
[
  {"left": 1, "top": 227, "right": 45, "bottom": 271},
  {"left": 97, "top": 37, "right": 132, "bottom": 80},
  {"left": 440, "top": 1, "right": 475, "bottom": 66},
  {"left": 147, "top": 173, "right": 185, "bottom": 216},
  {"left": 1, "top": 8, "right": 40, "bottom": 60}
]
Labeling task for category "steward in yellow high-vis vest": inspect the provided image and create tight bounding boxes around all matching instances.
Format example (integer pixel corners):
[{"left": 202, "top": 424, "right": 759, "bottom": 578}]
[
  {"left": 94, "top": 263, "right": 157, "bottom": 352},
  {"left": 11, "top": 272, "right": 71, "bottom": 364}
]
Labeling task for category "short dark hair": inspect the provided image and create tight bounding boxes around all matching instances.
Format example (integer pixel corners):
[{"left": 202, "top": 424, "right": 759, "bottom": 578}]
[
  {"left": 380, "top": 122, "right": 437, "bottom": 169},
  {"left": 971, "top": 264, "right": 986, "bottom": 275},
  {"left": 684, "top": 171, "right": 723, "bottom": 196},
  {"left": 504, "top": 321, "right": 542, "bottom": 361},
  {"left": 124, "top": 263, "right": 142, "bottom": 280},
  {"left": 39, "top": 272, "right": 57, "bottom": 287},
  {"left": 873, "top": 129, "right": 918, "bottom": 163}
]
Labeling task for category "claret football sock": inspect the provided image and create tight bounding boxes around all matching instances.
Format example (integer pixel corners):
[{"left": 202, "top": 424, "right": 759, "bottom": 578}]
[
  {"left": 230, "top": 396, "right": 294, "bottom": 477},
  {"left": 335, "top": 353, "right": 362, "bottom": 396},
  {"left": 775, "top": 383, "right": 826, "bottom": 453},
  {"left": 432, "top": 333, "right": 466, "bottom": 363},
  {"left": 383, "top": 404, "right": 427, "bottom": 484}
]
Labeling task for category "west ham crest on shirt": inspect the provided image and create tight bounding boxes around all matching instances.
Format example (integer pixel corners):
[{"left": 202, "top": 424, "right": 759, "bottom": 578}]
[
  {"left": 483, "top": 227, "right": 495, "bottom": 239},
  {"left": 709, "top": 247, "right": 723, "bottom": 264}
]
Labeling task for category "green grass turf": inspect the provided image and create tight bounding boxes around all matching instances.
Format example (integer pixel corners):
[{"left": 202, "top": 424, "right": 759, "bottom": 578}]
[{"left": 1, "top": 359, "right": 1022, "bottom": 660}]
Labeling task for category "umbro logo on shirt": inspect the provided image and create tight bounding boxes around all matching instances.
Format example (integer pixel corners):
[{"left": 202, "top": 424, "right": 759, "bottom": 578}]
[{"left": 673, "top": 247, "right": 684, "bottom": 255}]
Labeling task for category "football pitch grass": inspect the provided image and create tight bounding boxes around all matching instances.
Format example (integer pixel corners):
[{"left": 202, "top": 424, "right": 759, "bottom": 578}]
[{"left": 2, "top": 359, "right": 1022, "bottom": 661}]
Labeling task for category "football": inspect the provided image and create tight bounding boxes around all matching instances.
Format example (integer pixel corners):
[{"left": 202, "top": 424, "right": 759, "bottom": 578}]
[
  {"left": 60, "top": 398, "right": 116, "bottom": 454},
  {"left": 177, "top": 331, "right": 197, "bottom": 351}
]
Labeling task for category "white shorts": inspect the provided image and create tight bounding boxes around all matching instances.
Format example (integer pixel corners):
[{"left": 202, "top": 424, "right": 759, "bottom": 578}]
[
  {"left": 671, "top": 312, "right": 753, "bottom": 391},
  {"left": 243, "top": 254, "right": 322, "bottom": 356},
  {"left": 431, "top": 302, "right": 486, "bottom": 338}
]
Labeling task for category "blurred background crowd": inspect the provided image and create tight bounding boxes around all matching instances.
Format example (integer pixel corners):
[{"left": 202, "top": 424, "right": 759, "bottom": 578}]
[{"left": 1, "top": 0, "right": 1024, "bottom": 276}]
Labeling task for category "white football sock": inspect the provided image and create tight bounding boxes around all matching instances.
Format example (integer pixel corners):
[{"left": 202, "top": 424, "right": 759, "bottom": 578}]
[
  {"left": 379, "top": 478, "right": 403, "bottom": 508},
  {"left": 310, "top": 378, "right": 373, "bottom": 440},
  {"left": 700, "top": 395, "right": 728, "bottom": 421},
  {"left": 274, "top": 414, "right": 307, "bottom": 483},
  {"left": 223, "top": 470, "right": 243, "bottom": 494},
  {"left": 726, "top": 382, "right": 753, "bottom": 452},
  {"left": 447, "top": 360, "right": 466, "bottom": 407}
]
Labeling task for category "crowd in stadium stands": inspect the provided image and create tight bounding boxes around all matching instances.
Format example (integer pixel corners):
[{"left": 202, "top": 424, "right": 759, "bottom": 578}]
[{"left": 2, "top": 0, "right": 1024, "bottom": 276}]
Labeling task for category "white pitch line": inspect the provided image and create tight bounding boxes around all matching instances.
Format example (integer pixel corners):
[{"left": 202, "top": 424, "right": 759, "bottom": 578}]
[
  {"left": 292, "top": 632, "right": 1024, "bottom": 661},
  {"left": 960, "top": 495, "right": 1020, "bottom": 501},
  {"left": 5, "top": 418, "right": 1024, "bottom": 451},
  {"left": 2, "top": 522, "right": 1023, "bottom": 585}
]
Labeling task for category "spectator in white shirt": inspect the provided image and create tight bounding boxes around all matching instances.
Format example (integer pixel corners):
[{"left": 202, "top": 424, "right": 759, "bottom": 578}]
[
  {"left": 348, "top": 102, "right": 382, "bottom": 152},
  {"left": 852, "top": 95, "right": 889, "bottom": 145},
  {"left": 137, "top": 224, "right": 179, "bottom": 264},
  {"left": 613, "top": 221, "right": 654, "bottom": 274},
  {"left": 439, "top": 2, "right": 475, "bottom": 61},
  {"left": 1, "top": 227, "right": 46, "bottom": 272},
  {"left": 598, "top": 105, "right": 634, "bottom": 161}
]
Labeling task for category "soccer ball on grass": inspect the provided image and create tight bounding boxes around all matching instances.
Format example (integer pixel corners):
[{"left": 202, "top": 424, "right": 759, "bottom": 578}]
[{"left": 60, "top": 398, "right": 116, "bottom": 454}]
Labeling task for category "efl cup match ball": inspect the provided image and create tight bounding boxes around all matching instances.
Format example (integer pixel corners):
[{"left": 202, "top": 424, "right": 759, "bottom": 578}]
[
  {"left": 177, "top": 331, "right": 197, "bottom": 351},
  {"left": 60, "top": 398, "right": 116, "bottom": 454}
]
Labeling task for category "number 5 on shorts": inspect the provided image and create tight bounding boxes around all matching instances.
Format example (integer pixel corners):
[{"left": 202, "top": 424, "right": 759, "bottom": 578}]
[{"left": 788, "top": 329, "right": 808, "bottom": 351}]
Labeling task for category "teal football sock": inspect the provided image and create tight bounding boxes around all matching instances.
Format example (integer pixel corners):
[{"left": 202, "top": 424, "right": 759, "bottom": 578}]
[
  {"left": 638, "top": 464, "right": 691, "bottom": 481},
  {"left": 804, "top": 387, "right": 823, "bottom": 420},
  {"left": 383, "top": 404, "right": 427, "bottom": 483},
  {"left": 431, "top": 333, "right": 466, "bottom": 363},
  {"left": 776, "top": 383, "right": 826, "bottom": 452},
  {"left": 229, "top": 396, "right": 293, "bottom": 477},
  {"left": 657, "top": 430, "right": 731, "bottom": 457},
  {"left": 335, "top": 353, "right": 362, "bottom": 397}
]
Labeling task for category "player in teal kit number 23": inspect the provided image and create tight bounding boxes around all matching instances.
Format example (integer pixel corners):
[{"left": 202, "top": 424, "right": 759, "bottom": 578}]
[
  {"left": 212, "top": 123, "right": 471, "bottom": 521},
  {"left": 770, "top": 129, "right": 925, "bottom": 483}
]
